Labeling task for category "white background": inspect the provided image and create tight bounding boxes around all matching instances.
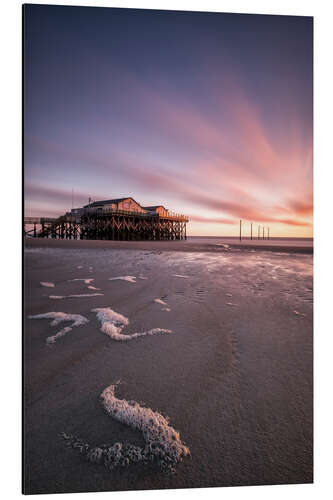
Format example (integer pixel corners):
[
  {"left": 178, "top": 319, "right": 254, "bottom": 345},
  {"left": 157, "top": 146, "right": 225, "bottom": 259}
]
[{"left": 0, "top": 0, "right": 332, "bottom": 498}]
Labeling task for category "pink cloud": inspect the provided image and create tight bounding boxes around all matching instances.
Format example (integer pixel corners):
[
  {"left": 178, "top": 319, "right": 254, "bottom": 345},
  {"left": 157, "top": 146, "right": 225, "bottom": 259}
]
[
  {"left": 189, "top": 215, "right": 236, "bottom": 225},
  {"left": 25, "top": 74, "right": 313, "bottom": 235},
  {"left": 275, "top": 219, "right": 312, "bottom": 227}
]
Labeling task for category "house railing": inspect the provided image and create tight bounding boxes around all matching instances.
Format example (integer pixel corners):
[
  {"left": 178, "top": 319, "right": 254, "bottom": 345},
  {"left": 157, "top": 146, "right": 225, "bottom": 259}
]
[{"left": 79, "top": 207, "right": 189, "bottom": 221}]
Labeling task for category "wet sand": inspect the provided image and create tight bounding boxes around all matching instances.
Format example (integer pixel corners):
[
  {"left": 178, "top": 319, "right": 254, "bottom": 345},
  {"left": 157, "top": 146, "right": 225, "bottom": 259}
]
[
  {"left": 23, "top": 239, "right": 313, "bottom": 494},
  {"left": 24, "top": 236, "right": 313, "bottom": 254}
]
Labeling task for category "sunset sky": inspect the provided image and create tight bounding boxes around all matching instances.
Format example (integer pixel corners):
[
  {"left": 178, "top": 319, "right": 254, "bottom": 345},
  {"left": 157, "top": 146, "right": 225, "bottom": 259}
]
[{"left": 24, "top": 5, "right": 313, "bottom": 237}]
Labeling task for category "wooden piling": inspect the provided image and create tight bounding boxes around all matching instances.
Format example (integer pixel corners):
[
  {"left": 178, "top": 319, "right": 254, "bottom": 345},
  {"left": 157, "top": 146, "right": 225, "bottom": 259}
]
[{"left": 24, "top": 210, "right": 189, "bottom": 241}]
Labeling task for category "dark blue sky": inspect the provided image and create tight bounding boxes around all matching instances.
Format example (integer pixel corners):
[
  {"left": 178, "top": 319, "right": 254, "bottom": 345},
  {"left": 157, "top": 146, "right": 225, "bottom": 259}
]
[{"left": 24, "top": 5, "right": 313, "bottom": 236}]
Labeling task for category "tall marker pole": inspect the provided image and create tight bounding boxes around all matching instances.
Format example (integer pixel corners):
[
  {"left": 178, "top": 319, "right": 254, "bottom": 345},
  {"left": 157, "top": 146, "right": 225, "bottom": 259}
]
[
  {"left": 251, "top": 222, "right": 253, "bottom": 240},
  {"left": 239, "top": 219, "right": 242, "bottom": 241},
  {"left": 258, "top": 225, "right": 260, "bottom": 240}
]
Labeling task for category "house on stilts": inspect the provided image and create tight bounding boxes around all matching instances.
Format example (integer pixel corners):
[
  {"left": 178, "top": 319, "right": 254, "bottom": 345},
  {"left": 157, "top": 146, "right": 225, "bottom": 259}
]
[{"left": 24, "top": 197, "right": 189, "bottom": 241}]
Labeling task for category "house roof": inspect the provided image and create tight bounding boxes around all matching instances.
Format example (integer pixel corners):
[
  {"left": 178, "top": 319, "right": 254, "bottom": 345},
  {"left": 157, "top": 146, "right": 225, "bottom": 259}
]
[
  {"left": 143, "top": 205, "right": 167, "bottom": 211},
  {"left": 83, "top": 198, "right": 169, "bottom": 212},
  {"left": 83, "top": 197, "right": 138, "bottom": 208}
]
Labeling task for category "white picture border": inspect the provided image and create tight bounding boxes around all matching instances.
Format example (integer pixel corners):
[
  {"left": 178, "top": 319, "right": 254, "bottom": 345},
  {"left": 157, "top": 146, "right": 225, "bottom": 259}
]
[{"left": 1, "top": 0, "right": 331, "bottom": 499}]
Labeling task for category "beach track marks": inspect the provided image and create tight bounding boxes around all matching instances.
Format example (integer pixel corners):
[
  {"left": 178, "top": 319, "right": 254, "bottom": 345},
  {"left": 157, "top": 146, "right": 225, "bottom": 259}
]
[
  {"left": 62, "top": 382, "right": 190, "bottom": 473},
  {"left": 92, "top": 307, "right": 172, "bottom": 341},
  {"left": 28, "top": 312, "right": 89, "bottom": 344}
]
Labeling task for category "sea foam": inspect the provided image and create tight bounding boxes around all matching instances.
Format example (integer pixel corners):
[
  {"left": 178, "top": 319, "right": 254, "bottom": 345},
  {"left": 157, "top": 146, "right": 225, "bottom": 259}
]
[
  {"left": 69, "top": 278, "right": 101, "bottom": 291},
  {"left": 69, "top": 278, "right": 95, "bottom": 285},
  {"left": 154, "top": 298, "right": 167, "bottom": 306},
  {"left": 28, "top": 311, "right": 89, "bottom": 344},
  {"left": 109, "top": 276, "right": 137, "bottom": 283},
  {"left": 49, "top": 293, "right": 103, "bottom": 299},
  {"left": 92, "top": 307, "right": 172, "bottom": 341},
  {"left": 62, "top": 382, "right": 190, "bottom": 472},
  {"left": 40, "top": 282, "right": 55, "bottom": 288},
  {"left": 215, "top": 243, "right": 230, "bottom": 249}
]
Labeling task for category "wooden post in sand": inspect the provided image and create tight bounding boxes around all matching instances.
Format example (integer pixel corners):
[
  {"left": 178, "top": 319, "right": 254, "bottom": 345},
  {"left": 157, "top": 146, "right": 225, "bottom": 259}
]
[
  {"left": 263, "top": 227, "right": 265, "bottom": 239},
  {"left": 239, "top": 219, "right": 242, "bottom": 241},
  {"left": 268, "top": 227, "right": 270, "bottom": 240},
  {"left": 258, "top": 225, "right": 260, "bottom": 240},
  {"left": 251, "top": 222, "right": 253, "bottom": 240}
]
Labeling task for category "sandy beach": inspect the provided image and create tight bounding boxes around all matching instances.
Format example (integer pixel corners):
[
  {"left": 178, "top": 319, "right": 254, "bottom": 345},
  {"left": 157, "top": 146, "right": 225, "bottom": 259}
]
[{"left": 23, "top": 238, "right": 313, "bottom": 494}]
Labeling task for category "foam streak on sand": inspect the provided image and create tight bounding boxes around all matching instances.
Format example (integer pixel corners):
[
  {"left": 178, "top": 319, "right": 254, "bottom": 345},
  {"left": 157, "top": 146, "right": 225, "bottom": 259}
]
[
  {"left": 109, "top": 276, "right": 137, "bottom": 283},
  {"left": 173, "top": 274, "right": 189, "bottom": 279},
  {"left": 49, "top": 293, "right": 104, "bottom": 299},
  {"left": 62, "top": 382, "right": 190, "bottom": 472},
  {"left": 28, "top": 312, "right": 89, "bottom": 344},
  {"left": 40, "top": 282, "right": 55, "bottom": 288},
  {"left": 215, "top": 244, "right": 230, "bottom": 249},
  {"left": 154, "top": 298, "right": 167, "bottom": 306},
  {"left": 92, "top": 307, "right": 172, "bottom": 341},
  {"left": 69, "top": 278, "right": 95, "bottom": 285}
]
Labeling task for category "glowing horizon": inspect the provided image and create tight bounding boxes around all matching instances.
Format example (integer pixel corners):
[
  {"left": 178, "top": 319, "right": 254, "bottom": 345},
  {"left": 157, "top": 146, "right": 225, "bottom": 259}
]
[{"left": 24, "top": 6, "right": 313, "bottom": 238}]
